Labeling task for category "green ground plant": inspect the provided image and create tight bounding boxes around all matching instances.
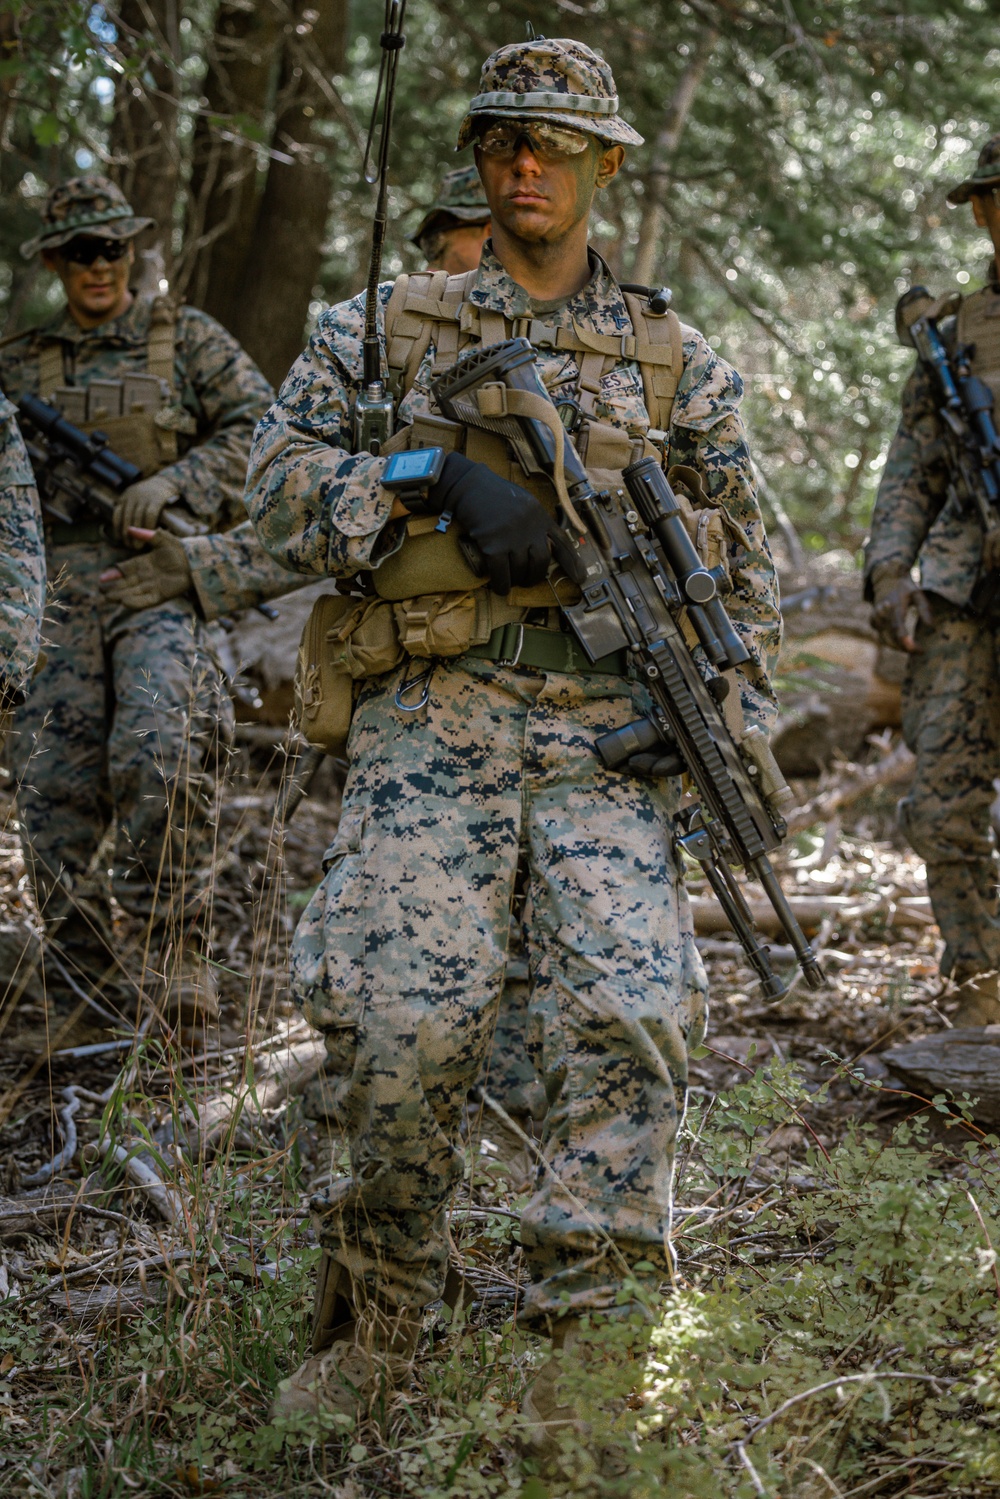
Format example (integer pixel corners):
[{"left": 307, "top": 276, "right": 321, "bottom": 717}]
[{"left": 3, "top": 1052, "right": 998, "bottom": 1498}]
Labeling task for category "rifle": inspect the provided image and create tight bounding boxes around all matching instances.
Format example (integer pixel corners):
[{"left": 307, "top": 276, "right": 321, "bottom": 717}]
[
  {"left": 896, "top": 285, "right": 1000, "bottom": 581},
  {"left": 432, "top": 337, "right": 824, "bottom": 1001},
  {"left": 17, "top": 393, "right": 206, "bottom": 538}
]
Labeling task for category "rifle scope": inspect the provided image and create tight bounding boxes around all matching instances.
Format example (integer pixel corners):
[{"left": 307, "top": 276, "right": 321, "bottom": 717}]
[{"left": 18, "top": 394, "right": 141, "bottom": 493}]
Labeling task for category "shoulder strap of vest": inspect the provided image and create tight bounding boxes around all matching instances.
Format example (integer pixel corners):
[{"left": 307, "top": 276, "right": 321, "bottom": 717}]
[
  {"left": 38, "top": 343, "right": 65, "bottom": 398},
  {"left": 0, "top": 325, "right": 43, "bottom": 352},
  {"left": 147, "top": 295, "right": 177, "bottom": 396},
  {"left": 386, "top": 269, "right": 478, "bottom": 400},
  {"left": 621, "top": 290, "right": 684, "bottom": 432}
]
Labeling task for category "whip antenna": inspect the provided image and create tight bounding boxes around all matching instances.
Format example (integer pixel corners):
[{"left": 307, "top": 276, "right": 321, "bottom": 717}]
[{"left": 355, "top": 0, "right": 406, "bottom": 453}]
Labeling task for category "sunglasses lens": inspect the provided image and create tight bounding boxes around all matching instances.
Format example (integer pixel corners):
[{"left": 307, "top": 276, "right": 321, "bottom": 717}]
[
  {"left": 478, "top": 122, "right": 589, "bottom": 160},
  {"left": 64, "top": 238, "right": 127, "bottom": 265}
]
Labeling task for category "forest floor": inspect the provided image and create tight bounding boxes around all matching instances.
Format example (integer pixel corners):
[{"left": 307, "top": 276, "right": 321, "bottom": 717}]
[{"left": 0, "top": 738, "right": 998, "bottom": 1499}]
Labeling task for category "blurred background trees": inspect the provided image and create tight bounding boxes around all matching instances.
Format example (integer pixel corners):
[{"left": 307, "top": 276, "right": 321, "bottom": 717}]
[{"left": 1, "top": 0, "right": 998, "bottom": 565}]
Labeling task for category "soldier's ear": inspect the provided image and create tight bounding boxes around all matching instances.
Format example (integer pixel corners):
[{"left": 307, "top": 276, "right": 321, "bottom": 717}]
[{"left": 595, "top": 144, "right": 625, "bottom": 190}]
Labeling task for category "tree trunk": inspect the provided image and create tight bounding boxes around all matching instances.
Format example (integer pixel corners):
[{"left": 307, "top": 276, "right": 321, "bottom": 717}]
[
  {"left": 179, "top": 0, "right": 286, "bottom": 317},
  {"left": 228, "top": 0, "right": 349, "bottom": 388},
  {"left": 632, "top": 29, "right": 717, "bottom": 288},
  {"left": 109, "top": 0, "right": 182, "bottom": 285}
]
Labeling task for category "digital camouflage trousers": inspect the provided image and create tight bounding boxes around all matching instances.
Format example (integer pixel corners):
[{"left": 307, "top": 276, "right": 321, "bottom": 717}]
[
  {"left": 10, "top": 540, "right": 233, "bottom": 995},
  {"left": 292, "top": 654, "right": 708, "bottom": 1323},
  {"left": 899, "top": 595, "right": 1000, "bottom": 982}
]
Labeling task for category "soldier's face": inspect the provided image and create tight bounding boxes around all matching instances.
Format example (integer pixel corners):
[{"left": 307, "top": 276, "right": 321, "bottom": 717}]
[
  {"left": 42, "top": 239, "right": 135, "bottom": 327},
  {"left": 475, "top": 131, "right": 624, "bottom": 246},
  {"left": 427, "top": 222, "right": 491, "bottom": 275}
]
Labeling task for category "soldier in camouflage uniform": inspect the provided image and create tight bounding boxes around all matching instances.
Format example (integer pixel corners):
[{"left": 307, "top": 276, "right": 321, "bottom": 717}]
[
  {"left": 867, "top": 134, "right": 1000, "bottom": 1028},
  {"left": 0, "top": 395, "right": 46, "bottom": 718},
  {"left": 1, "top": 177, "right": 272, "bottom": 1026},
  {"left": 411, "top": 164, "right": 491, "bottom": 274},
  {"left": 247, "top": 39, "right": 778, "bottom": 1444}
]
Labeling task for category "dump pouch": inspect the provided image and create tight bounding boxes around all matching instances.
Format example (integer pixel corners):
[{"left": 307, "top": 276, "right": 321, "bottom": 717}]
[{"left": 294, "top": 593, "right": 404, "bottom": 755}]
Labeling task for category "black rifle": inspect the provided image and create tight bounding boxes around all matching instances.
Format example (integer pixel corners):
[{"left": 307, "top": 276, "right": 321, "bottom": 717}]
[
  {"left": 897, "top": 285, "right": 1000, "bottom": 585},
  {"left": 433, "top": 337, "right": 823, "bottom": 1001},
  {"left": 17, "top": 393, "right": 205, "bottom": 538}
]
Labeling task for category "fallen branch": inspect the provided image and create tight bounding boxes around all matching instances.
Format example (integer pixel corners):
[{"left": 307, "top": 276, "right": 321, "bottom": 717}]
[
  {"left": 690, "top": 890, "right": 932, "bottom": 938},
  {"left": 786, "top": 741, "right": 916, "bottom": 834},
  {"left": 190, "top": 1035, "right": 326, "bottom": 1154}
]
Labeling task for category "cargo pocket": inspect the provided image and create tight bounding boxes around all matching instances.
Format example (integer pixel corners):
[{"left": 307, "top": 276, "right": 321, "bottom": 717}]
[{"left": 290, "top": 804, "right": 366, "bottom": 1084}]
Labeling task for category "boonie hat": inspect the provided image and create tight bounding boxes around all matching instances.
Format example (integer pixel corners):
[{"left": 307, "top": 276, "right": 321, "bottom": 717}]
[
  {"left": 410, "top": 165, "right": 490, "bottom": 247},
  {"left": 946, "top": 133, "right": 1000, "bottom": 206},
  {"left": 456, "top": 38, "right": 644, "bottom": 151},
  {"left": 22, "top": 175, "right": 155, "bottom": 259}
]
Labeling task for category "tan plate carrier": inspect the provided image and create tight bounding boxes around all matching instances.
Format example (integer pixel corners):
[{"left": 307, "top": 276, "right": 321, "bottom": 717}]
[{"left": 296, "top": 271, "right": 735, "bottom": 757}]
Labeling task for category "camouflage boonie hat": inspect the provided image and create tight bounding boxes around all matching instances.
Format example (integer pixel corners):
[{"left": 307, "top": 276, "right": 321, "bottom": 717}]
[
  {"left": 456, "top": 38, "right": 643, "bottom": 151},
  {"left": 410, "top": 166, "right": 490, "bottom": 246},
  {"left": 946, "top": 133, "right": 1000, "bottom": 206},
  {"left": 21, "top": 175, "right": 155, "bottom": 258}
]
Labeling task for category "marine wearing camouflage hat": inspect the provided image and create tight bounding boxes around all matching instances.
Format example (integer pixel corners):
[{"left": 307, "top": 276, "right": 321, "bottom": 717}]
[
  {"left": 409, "top": 165, "right": 490, "bottom": 248},
  {"left": 21, "top": 175, "right": 154, "bottom": 259},
  {"left": 456, "top": 36, "right": 644, "bottom": 149},
  {"left": 946, "top": 132, "right": 1000, "bottom": 206},
  {"left": 867, "top": 131, "right": 1000, "bottom": 1030}
]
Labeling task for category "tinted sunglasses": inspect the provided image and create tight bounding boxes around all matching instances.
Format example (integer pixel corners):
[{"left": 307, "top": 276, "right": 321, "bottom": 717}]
[
  {"left": 476, "top": 121, "right": 591, "bottom": 161},
  {"left": 61, "top": 236, "right": 131, "bottom": 266}
]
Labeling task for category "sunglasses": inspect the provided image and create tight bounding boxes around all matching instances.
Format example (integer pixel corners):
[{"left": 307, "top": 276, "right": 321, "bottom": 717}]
[
  {"left": 61, "top": 237, "right": 131, "bottom": 266},
  {"left": 477, "top": 121, "right": 591, "bottom": 161}
]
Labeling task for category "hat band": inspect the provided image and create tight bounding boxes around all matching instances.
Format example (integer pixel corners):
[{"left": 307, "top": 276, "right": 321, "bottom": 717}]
[
  {"left": 469, "top": 89, "right": 619, "bottom": 117},
  {"left": 41, "top": 205, "right": 136, "bottom": 236}
]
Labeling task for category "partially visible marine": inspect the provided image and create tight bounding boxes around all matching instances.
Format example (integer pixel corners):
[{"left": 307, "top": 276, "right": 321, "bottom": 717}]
[
  {"left": 866, "top": 132, "right": 1000, "bottom": 1027},
  {"left": 2, "top": 175, "right": 273, "bottom": 1026},
  {"left": 0, "top": 394, "right": 46, "bottom": 707}
]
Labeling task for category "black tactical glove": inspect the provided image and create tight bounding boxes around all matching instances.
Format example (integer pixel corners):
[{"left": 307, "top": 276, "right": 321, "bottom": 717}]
[{"left": 425, "top": 452, "right": 554, "bottom": 596}]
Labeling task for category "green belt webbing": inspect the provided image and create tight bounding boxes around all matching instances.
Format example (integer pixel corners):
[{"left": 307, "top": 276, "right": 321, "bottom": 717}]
[
  {"left": 47, "top": 521, "right": 107, "bottom": 547},
  {"left": 464, "top": 622, "right": 629, "bottom": 676}
]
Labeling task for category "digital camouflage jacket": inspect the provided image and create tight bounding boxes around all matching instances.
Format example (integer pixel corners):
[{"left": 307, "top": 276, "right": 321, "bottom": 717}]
[
  {"left": 0, "top": 394, "right": 46, "bottom": 695},
  {"left": 0, "top": 295, "right": 273, "bottom": 530},
  {"left": 866, "top": 271, "right": 1000, "bottom": 608},
  {"left": 247, "top": 248, "right": 780, "bottom": 728}
]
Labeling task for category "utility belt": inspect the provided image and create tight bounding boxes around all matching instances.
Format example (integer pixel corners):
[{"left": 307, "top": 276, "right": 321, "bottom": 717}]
[
  {"left": 294, "top": 588, "right": 629, "bottom": 758},
  {"left": 47, "top": 520, "right": 108, "bottom": 548}
]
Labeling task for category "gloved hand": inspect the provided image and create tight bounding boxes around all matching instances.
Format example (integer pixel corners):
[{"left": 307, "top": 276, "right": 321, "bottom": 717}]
[
  {"left": 99, "top": 528, "right": 192, "bottom": 611},
  {"left": 871, "top": 568, "right": 931, "bottom": 653},
  {"left": 113, "top": 473, "right": 179, "bottom": 542},
  {"left": 424, "top": 451, "right": 554, "bottom": 596}
]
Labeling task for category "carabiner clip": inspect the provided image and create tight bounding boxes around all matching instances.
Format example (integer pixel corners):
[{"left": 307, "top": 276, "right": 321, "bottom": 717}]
[{"left": 395, "top": 658, "right": 433, "bottom": 712}]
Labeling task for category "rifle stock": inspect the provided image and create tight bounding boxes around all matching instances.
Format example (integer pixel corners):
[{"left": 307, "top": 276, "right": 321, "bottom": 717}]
[{"left": 433, "top": 338, "right": 823, "bottom": 1000}]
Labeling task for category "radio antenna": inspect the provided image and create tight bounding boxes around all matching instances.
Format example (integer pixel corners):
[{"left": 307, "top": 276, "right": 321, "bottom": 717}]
[{"left": 355, "top": 0, "right": 406, "bottom": 452}]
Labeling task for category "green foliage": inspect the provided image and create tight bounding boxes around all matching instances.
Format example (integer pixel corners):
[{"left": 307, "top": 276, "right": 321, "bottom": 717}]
[{"left": 2, "top": 1061, "right": 998, "bottom": 1495}]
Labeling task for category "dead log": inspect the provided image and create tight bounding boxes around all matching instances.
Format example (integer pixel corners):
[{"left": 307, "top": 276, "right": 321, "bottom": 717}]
[
  {"left": 689, "top": 891, "right": 932, "bottom": 938},
  {"left": 0, "top": 1175, "right": 111, "bottom": 1242},
  {"left": 881, "top": 1029, "right": 1000, "bottom": 1127},
  {"left": 773, "top": 576, "right": 908, "bottom": 773},
  {"left": 190, "top": 1035, "right": 326, "bottom": 1154}
]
